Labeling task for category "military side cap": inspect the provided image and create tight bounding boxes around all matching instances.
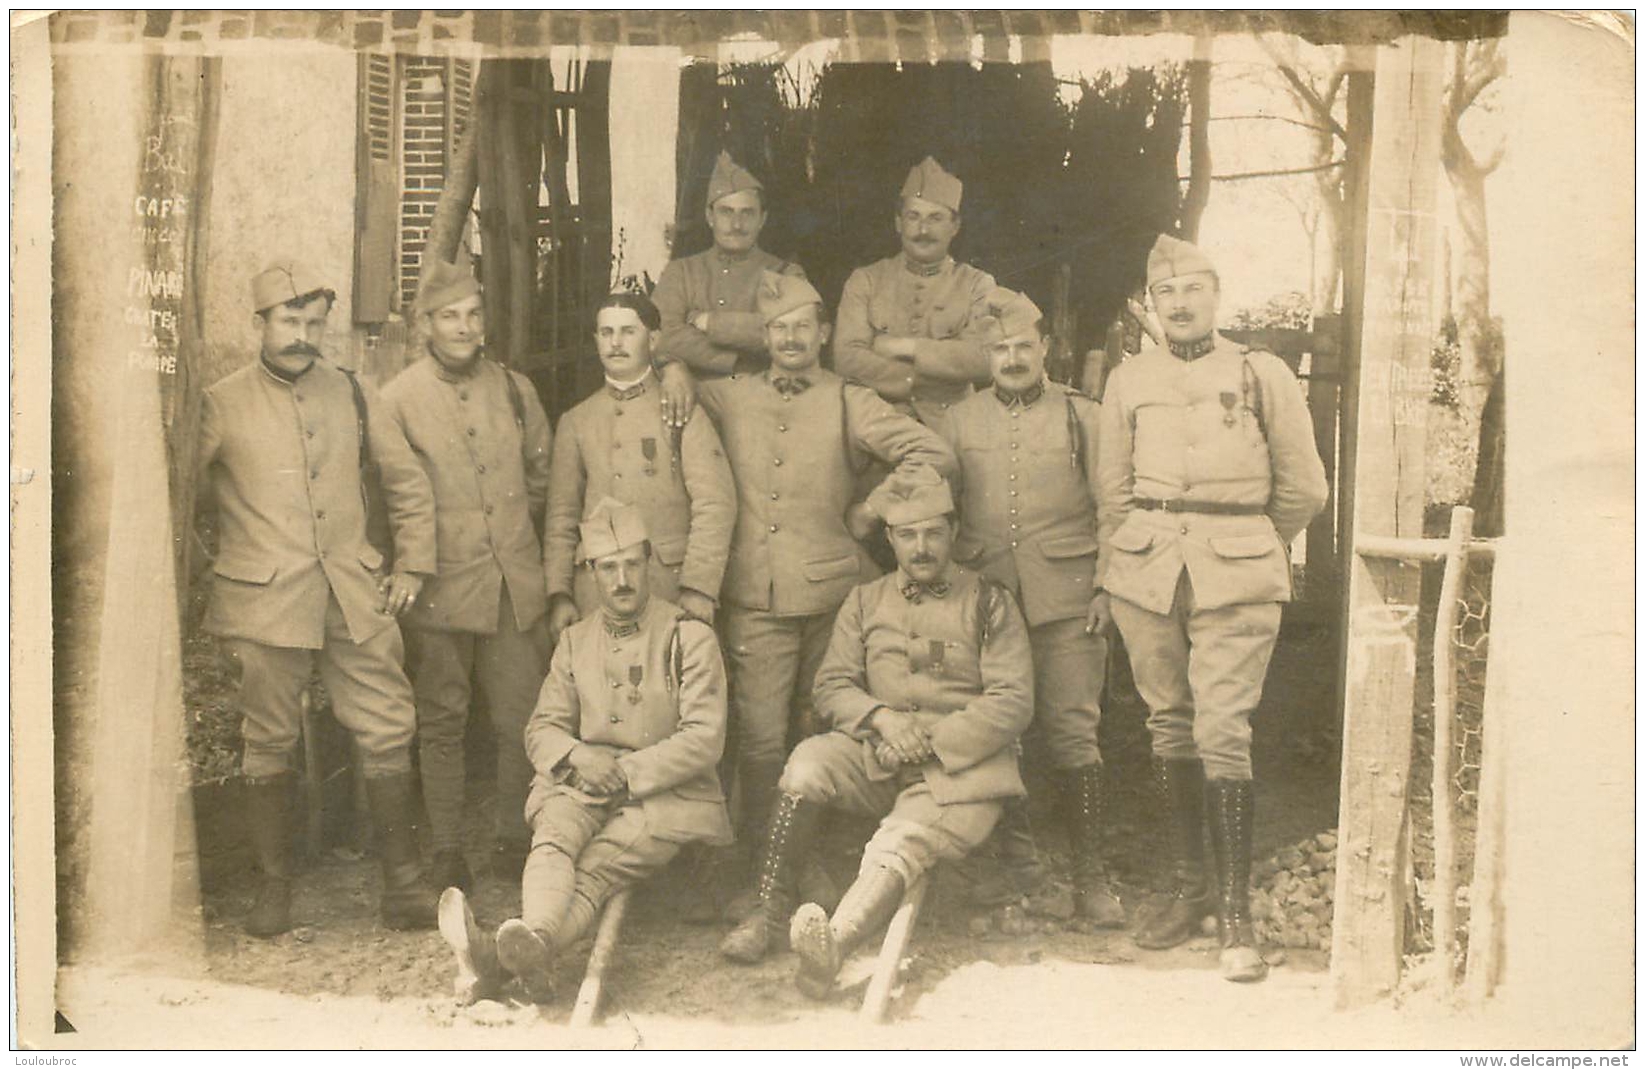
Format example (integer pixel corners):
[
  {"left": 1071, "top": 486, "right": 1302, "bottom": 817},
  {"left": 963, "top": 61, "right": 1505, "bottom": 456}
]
[
  {"left": 900, "top": 156, "right": 963, "bottom": 214},
  {"left": 579, "top": 497, "right": 649, "bottom": 562},
  {"left": 706, "top": 150, "right": 764, "bottom": 208},
  {"left": 869, "top": 464, "right": 955, "bottom": 527},
  {"left": 978, "top": 286, "right": 1044, "bottom": 342},
  {"left": 416, "top": 250, "right": 482, "bottom": 316},
  {"left": 1147, "top": 234, "right": 1217, "bottom": 288},
  {"left": 755, "top": 270, "right": 824, "bottom": 324},
  {"left": 251, "top": 259, "right": 330, "bottom": 313}
]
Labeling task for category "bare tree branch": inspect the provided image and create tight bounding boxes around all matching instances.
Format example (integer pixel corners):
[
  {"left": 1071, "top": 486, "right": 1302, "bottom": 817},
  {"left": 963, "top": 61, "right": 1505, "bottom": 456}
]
[
  {"left": 1254, "top": 33, "right": 1349, "bottom": 143},
  {"left": 1176, "top": 160, "right": 1346, "bottom": 183}
]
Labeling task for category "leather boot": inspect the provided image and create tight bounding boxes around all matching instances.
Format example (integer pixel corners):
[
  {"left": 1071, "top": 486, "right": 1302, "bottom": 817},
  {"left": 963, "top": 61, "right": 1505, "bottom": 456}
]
[
  {"left": 1207, "top": 777, "right": 1267, "bottom": 983},
  {"left": 365, "top": 773, "right": 438, "bottom": 930},
  {"left": 1059, "top": 765, "right": 1126, "bottom": 928},
  {"left": 719, "top": 791, "right": 819, "bottom": 963},
  {"left": 491, "top": 840, "right": 529, "bottom": 885},
  {"left": 430, "top": 848, "right": 473, "bottom": 895},
  {"left": 1134, "top": 758, "right": 1215, "bottom": 949},
  {"left": 437, "top": 887, "right": 502, "bottom": 1004},
  {"left": 242, "top": 772, "right": 295, "bottom": 938},
  {"left": 495, "top": 918, "right": 556, "bottom": 1004},
  {"left": 790, "top": 865, "right": 905, "bottom": 1000}
]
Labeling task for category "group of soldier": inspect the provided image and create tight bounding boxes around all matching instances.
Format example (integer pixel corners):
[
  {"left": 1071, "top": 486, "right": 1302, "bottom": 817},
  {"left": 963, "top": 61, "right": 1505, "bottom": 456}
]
[{"left": 195, "top": 149, "right": 1328, "bottom": 1006}]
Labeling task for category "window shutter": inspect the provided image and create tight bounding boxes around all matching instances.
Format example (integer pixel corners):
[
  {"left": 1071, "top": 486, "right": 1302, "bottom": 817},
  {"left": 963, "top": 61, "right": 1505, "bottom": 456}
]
[{"left": 353, "top": 53, "right": 397, "bottom": 323}]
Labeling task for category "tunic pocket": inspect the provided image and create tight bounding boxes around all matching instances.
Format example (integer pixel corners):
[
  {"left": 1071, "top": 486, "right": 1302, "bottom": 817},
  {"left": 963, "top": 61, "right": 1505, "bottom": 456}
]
[
  {"left": 1208, "top": 533, "right": 1280, "bottom": 559},
  {"left": 1108, "top": 525, "right": 1156, "bottom": 554},
  {"left": 1038, "top": 533, "right": 1099, "bottom": 560},
  {"left": 802, "top": 552, "right": 861, "bottom": 582},
  {"left": 212, "top": 556, "right": 277, "bottom": 585}
]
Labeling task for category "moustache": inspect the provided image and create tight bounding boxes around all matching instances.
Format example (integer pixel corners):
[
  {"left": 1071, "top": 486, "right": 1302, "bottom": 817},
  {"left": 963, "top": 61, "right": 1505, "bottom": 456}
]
[
  {"left": 1168, "top": 312, "right": 1195, "bottom": 323},
  {"left": 611, "top": 587, "right": 636, "bottom": 597},
  {"left": 910, "top": 554, "right": 937, "bottom": 565},
  {"left": 1000, "top": 363, "right": 1030, "bottom": 375},
  {"left": 280, "top": 341, "right": 322, "bottom": 358}
]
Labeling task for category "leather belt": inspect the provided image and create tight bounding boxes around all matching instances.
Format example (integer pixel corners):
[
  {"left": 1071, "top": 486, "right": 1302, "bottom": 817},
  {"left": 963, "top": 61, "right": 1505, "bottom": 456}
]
[{"left": 1133, "top": 497, "right": 1266, "bottom": 516}]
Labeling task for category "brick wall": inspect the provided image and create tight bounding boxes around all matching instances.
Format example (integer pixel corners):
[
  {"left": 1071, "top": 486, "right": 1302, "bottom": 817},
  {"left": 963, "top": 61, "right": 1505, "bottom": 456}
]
[{"left": 47, "top": 10, "right": 1507, "bottom": 57}]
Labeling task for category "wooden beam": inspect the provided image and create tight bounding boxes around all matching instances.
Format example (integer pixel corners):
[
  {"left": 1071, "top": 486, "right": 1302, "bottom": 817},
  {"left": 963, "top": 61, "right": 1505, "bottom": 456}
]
[
  {"left": 860, "top": 874, "right": 928, "bottom": 1024},
  {"left": 1329, "top": 34, "right": 1445, "bottom": 1011},
  {"left": 570, "top": 887, "right": 631, "bottom": 1027}
]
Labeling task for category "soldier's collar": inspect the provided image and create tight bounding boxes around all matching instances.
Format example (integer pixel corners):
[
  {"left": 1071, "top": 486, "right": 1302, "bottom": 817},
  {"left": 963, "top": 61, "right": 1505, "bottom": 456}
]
[
  {"left": 605, "top": 367, "right": 654, "bottom": 401},
  {"left": 601, "top": 610, "right": 644, "bottom": 639},
  {"left": 429, "top": 345, "right": 487, "bottom": 383},
  {"left": 897, "top": 569, "right": 954, "bottom": 602},
  {"left": 713, "top": 246, "right": 755, "bottom": 265},
  {"left": 993, "top": 378, "right": 1046, "bottom": 409},
  {"left": 1168, "top": 334, "right": 1218, "bottom": 362},
  {"left": 902, "top": 255, "right": 950, "bottom": 279},
  {"left": 258, "top": 352, "right": 316, "bottom": 384},
  {"left": 765, "top": 369, "right": 813, "bottom": 397}
]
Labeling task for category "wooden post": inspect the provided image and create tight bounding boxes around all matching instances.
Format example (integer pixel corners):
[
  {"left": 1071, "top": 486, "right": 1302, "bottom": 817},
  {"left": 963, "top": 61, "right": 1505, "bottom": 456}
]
[
  {"left": 860, "top": 873, "right": 928, "bottom": 1024},
  {"left": 570, "top": 887, "right": 631, "bottom": 1027},
  {"left": 1429, "top": 505, "right": 1474, "bottom": 998},
  {"left": 1461, "top": 605, "right": 1506, "bottom": 1003},
  {"left": 1329, "top": 35, "right": 1445, "bottom": 1011}
]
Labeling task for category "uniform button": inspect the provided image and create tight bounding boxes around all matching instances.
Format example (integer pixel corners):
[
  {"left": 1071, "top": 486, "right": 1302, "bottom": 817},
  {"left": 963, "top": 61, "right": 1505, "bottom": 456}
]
[
  {"left": 1009, "top": 473, "right": 1017, "bottom": 481},
  {"left": 781, "top": 394, "right": 792, "bottom": 403},
  {"left": 769, "top": 524, "right": 779, "bottom": 533},
  {"left": 909, "top": 703, "right": 921, "bottom": 712},
  {"left": 478, "top": 464, "right": 487, "bottom": 474},
  {"left": 610, "top": 714, "right": 621, "bottom": 724},
  {"left": 611, "top": 680, "right": 622, "bottom": 689},
  {"left": 485, "top": 505, "right": 494, "bottom": 516},
  {"left": 305, "top": 428, "right": 314, "bottom": 438},
  {"left": 940, "top": 402, "right": 949, "bottom": 409},
  {"left": 1011, "top": 411, "right": 1020, "bottom": 419},
  {"left": 459, "top": 390, "right": 469, "bottom": 401},
  {"left": 310, "top": 469, "right": 319, "bottom": 479},
  {"left": 614, "top": 407, "right": 623, "bottom": 416},
  {"left": 1010, "top": 523, "right": 1019, "bottom": 530},
  {"left": 467, "top": 427, "right": 477, "bottom": 437},
  {"left": 293, "top": 393, "right": 302, "bottom": 403},
  {"left": 1010, "top": 442, "right": 1019, "bottom": 450},
  {"left": 778, "top": 425, "right": 787, "bottom": 433},
  {"left": 770, "top": 492, "right": 779, "bottom": 501},
  {"left": 773, "top": 458, "right": 783, "bottom": 466},
  {"left": 717, "top": 298, "right": 726, "bottom": 306},
  {"left": 1009, "top": 508, "right": 1018, "bottom": 516},
  {"left": 1180, "top": 526, "right": 1190, "bottom": 535},
  {"left": 1010, "top": 541, "right": 1018, "bottom": 548},
  {"left": 1009, "top": 490, "right": 1019, "bottom": 497},
  {"left": 316, "top": 510, "right": 326, "bottom": 520}
]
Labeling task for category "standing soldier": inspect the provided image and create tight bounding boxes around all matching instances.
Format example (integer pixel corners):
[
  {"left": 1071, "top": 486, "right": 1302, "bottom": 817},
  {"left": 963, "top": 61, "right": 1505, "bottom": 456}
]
[
  {"left": 436, "top": 500, "right": 733, "bottom": 1004},
  {"left": 722, "top": 466, "right": 1034, "bottom": 994},
  {"left": 542, "top": 291, "right": 736, "bottom": 641},
  {"left": 834, "top": 156, "right": 996, "bottom": 425},
  {"left": 380, "top": 253, "right": 554, "bottom": 892},
  {"left": 653, "top": 151, "right": 806, "bottom": 381},
  {"left": 938, "top": 287, "right": 1124, "bottom": 928},
  {"left": 703, "top": 273, "right": 957, "bottom": 959},
  {"left": 1096, "top": 235, "right": 1329, "bottom": 982},
  {"left": 197, "top": 260, "right": 438, "bottom": 935}
]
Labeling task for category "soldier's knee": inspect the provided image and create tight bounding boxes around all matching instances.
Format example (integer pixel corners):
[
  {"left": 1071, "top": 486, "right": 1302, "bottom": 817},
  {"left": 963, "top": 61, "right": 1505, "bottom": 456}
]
[{"left": 777, "top": 749, "right": 835, "bottom": 802}]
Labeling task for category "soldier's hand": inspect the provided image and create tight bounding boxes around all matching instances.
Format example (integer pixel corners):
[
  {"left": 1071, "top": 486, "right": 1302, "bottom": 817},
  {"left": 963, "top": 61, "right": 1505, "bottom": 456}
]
[
  {"left": 844, "top": 501, "right": 881, "bottom": 542},
  {"left": 872, "top": 333, "right": 917, "bottom": 362},
  {"left": 869, "top": 707, "right": 931, "bottom": 766},
  {"left": 568, "top": 744, "right": 626, "bottom": 795},
  {"left": 658, "top": 361, "right": 698, "bottom": 430},
  {"left": 677, "top": 588, "right": 717, "bottom": 624},
  {"left": 379, "top": 571, "right": 423, "bottom": 616},
  {"left": 546, "top": 596, "right": 580, "bottom": 645},
  {"left": 873, "top": 740, "right": 902, "bottom": 771},
  {"left": 690, "top": 311, "right": 710, "bottom": 333},
  {"left": 1084, "top": 590, "right": 1113, "bottom": 637}
]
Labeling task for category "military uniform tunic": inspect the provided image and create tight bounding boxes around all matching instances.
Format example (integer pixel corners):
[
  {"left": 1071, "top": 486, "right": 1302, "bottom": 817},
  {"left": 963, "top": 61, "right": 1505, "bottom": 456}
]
[
  {"left": 696, "top": 368, "right": 957, "bottom": 772},
  {"left": 834, "top": 255, "right": 998, "bottom": 424},
  {"left": 197, "top": 358, "right": 435, "bottom": 778},
  {"left": 520, "top": 597, "right": 732, "bottom": 933},
  {"left": 940, "top": 380, "right": 1107, "bottom": 768},
  {"left": 782, "top": 567, "right": 1035, "bottom": 885},
  {"left": 378, "top": 353, "right": 555, "bottom": 849},
  {"left": 543, "top": 371, "right": 737, "bottom": 613},
  {"left": 1096, "top": 334, "right": 1329, "bottom": 779},
  {"left": 653, "top": 248, "right": 804, "bottom": 377}
]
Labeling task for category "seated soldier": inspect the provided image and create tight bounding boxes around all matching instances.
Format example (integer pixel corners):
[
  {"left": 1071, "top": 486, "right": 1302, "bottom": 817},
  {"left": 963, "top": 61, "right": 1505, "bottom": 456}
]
[
  {"left": 436, "top": 498, "right": 732, "bottom": 1004},
  {"left": 721, "top": 465, "right": 1034, "bottom": 999}
]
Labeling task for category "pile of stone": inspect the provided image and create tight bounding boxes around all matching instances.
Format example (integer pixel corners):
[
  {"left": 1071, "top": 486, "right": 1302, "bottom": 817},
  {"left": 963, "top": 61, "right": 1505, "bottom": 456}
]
[{"left": 1250, "top": 830, "right": 1336, "bottom": 951}]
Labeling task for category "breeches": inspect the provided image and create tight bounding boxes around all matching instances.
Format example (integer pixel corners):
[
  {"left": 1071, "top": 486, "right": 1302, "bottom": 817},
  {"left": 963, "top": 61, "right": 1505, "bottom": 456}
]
[
  {"left": 523, "top": 793, "right": 682, "bottom": 933},
  {"left": 1109, "top": 571, "right": 1281, "bottom": 781},
  {"left": 779, "top": 732, "right": 1002, "bottom": 887},
  {"left": 721, "top": 607, "right": 834, "bottom": 766},
  {"left": 405, "top": 588, "right": 549, "bottom": 848},
  {"left": 1028, "top": 616, "right": 1106, "bottom": 770},
  {"left": 223, "top": 595, "right": 415, "bottom": 779}
]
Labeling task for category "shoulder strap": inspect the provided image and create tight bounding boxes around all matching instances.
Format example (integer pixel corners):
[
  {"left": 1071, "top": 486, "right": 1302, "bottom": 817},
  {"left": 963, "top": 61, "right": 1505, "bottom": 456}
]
[
  {"left": 975, "top": 577, "right": 1000, "bottom": 650},
  {"left": 1064, "top": 392, "right": 1086, "bottom": 477},
  {"left": 665, "top": 613, "right": 689, "bottom": 693},
  {"left": 1240, "top": 357, "right": 1268, "bottom": 440},
  {"left": 500, "top": 364, "right": 527, "bottom": 436},
  {"left": 340, "top": 368, "right": 372, "bottom": 473}
]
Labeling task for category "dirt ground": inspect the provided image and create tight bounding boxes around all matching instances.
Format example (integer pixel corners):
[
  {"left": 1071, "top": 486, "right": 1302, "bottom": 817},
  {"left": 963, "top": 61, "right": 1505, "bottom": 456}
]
[{"left": 50, "top": 615, "right": 1360, "bottom": 1046}]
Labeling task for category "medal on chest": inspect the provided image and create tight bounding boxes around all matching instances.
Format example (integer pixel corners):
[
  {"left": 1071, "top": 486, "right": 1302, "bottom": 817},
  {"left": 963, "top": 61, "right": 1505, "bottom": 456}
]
[
  {"left": 641, "top": 436, "right": 658, "bottom": 477},
  {"left": 928, "top": 639, "right": 946, "bottom": 676},
  {"left": 627, "top": 663, "right": 644, "bottom": 705},
  {"left": 1219, "top": 391, "right": 1238, "bottom": 428}
]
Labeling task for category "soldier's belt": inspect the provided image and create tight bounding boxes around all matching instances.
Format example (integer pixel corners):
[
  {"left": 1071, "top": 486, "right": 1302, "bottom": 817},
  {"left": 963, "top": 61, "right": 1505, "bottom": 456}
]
[{"left": 1132, "top": 497, "right": 1266, "bottom": 516}]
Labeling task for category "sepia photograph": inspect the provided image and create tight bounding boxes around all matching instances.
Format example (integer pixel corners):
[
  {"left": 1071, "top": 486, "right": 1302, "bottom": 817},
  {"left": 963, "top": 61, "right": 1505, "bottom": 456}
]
[{"left": 11, "top": 7, "right": 1635, "bottom": 1052}]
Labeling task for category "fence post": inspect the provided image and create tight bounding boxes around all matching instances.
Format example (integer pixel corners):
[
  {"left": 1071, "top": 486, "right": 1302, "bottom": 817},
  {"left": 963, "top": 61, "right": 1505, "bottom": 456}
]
[{"left": 1430, "top": 505, "right": 1474, "bottom": 998}]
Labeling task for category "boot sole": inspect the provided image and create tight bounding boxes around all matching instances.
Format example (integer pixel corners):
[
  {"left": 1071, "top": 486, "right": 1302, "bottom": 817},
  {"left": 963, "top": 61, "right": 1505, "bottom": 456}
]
[
  {"left": 1133, "top": 900, "right": 1216, "bottom": 949},
  {"left": 438, "top": 889, "right": 498, "bottom": 1004},
  {"left": 788, "top": 903, "right": 837, "bottom": 1000},
  {"left": 496, "top": 920, "right": 556, "bottom": 1004},
  {"left": 1221, "top": 947, "right": 1269, "bottom": 983}
]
